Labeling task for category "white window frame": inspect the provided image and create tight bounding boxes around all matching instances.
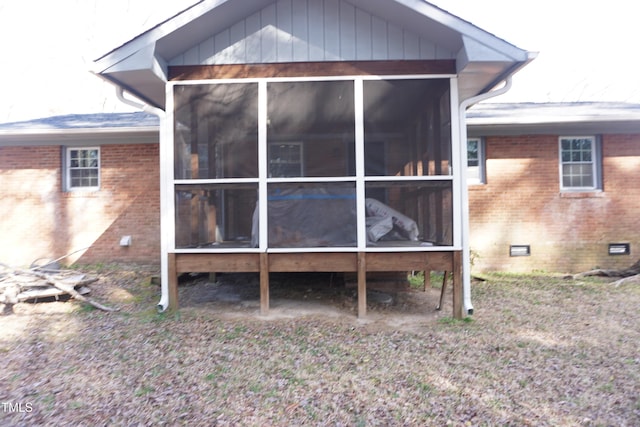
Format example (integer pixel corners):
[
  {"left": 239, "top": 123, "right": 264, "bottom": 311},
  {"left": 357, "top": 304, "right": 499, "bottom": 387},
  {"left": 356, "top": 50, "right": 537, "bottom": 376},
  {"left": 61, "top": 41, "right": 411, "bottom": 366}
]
[
  {"left": 168, "top": 74, "right": 460, "bottom": 253},
  {"left": 268, "top": 142, "right": 304, "bottom": 177},
  {"left": 65, "top": 146, "right": 101, "bottom": 191},
  {"left": 559, "top": 136, "right": 600, "bottom": 191},
  {"left": 466, "top": 137, "right": 485, "bottom": 185}
]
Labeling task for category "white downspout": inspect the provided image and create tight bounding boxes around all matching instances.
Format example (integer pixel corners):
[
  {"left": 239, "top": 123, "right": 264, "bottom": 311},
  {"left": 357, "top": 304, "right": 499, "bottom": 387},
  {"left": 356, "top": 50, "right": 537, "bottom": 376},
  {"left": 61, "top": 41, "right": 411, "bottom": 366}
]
[
  {"left": 458, "top": 77, "right": 512, "bottom": 315},
  {"left": 115, "top": 87, "right": 171, "bottom": 312}
]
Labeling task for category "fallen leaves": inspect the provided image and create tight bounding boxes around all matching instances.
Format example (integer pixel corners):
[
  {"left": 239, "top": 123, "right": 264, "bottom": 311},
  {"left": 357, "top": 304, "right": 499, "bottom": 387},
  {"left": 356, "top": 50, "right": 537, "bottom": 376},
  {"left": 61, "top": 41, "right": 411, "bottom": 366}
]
[{"left": 1, "top": 267, "right": 639, "bottom": 425}]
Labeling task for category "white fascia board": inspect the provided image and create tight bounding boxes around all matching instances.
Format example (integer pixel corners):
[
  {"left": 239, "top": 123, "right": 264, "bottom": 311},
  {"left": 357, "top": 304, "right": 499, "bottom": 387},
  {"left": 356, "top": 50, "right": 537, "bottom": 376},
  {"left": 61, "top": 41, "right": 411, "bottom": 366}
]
[
  {"left": 101, "top": 43, "right": 168, "bottom": 85},
  {"left": 103, "top": 43, "right": 159, "bottom": 74},
  {"left": 468, "top": 113, "right": 640, "bottom": 126},
  {"left": 98, "top": 43, "right": 169, "bottom": 109},
  {"left": 468, "top": 121, "right": 640, "bottom": 136},
  {"left": 0, "top": 127, "right": 158, "bottom": 146},
  {"left": 460, "top": 35, "right": 519, "bottom": 65}
]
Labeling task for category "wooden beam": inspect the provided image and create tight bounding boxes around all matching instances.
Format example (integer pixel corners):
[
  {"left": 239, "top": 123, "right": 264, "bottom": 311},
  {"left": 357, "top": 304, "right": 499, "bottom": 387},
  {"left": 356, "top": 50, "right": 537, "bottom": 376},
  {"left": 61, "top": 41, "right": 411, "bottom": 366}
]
[
  {"left": 366, "top": 251, "right": 452, "bottom": 272},
  {"left": 167, "top": 252, "right": 179, "bottom": 311},
  {"left": 260, "top": 253, "right": 269, "bottom": 316},
  {"left": 268, "top": 252, "right": 358, "bottom": 272},
  {"left": 175, "top": 253, "right": 261, "bottom": 273},
  {"left": 169, "top": 60, "right": 456, "bottom": 81},
  {"left": 357, "top": 252, "right": 367, "bottom": 318}
]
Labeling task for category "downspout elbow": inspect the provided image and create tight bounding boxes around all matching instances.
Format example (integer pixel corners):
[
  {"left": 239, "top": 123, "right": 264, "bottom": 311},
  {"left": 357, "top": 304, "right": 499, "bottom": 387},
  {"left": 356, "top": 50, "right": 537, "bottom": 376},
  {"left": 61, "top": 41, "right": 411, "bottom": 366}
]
[
  {"left": 115, "top": 87, "right": 165, "bottom": 118},
  {"left": 460, "top": 77, "right": 512, "bottom": 111},
  {"left": 157, "top": 296, "right": 169, "bottom": 313}
]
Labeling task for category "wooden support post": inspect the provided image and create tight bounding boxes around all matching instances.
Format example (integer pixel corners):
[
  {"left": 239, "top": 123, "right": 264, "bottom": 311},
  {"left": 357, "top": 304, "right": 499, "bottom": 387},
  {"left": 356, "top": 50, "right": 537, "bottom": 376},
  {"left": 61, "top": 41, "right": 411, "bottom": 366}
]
[
  {"left": 167, "top": 252, "right": 179, "bottom": 311},
  {"left": 452, "top": 251, "right": 463, "bottom": 319},
  {"left": 436, "top": 271, "right": 448, "bottom": 311},
  {"left": 357, "top": 252, "right": 367, "bottom": 318},
  {"left": 423, "top": 270, "right": 430, "bottom": 292},
  {"left": 260, "top": 252, "right": 269, "bottom": 315}
]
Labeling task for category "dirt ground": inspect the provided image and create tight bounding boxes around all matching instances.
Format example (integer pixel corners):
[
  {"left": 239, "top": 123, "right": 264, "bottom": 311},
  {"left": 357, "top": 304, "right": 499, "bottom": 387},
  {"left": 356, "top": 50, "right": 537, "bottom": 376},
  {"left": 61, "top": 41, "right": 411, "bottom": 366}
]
[
  {"left": 178, "top": 271, "right": 452, "bottom": 330},
  {"left": 2, "top": 265, "right": 640, "bottom": 426}
]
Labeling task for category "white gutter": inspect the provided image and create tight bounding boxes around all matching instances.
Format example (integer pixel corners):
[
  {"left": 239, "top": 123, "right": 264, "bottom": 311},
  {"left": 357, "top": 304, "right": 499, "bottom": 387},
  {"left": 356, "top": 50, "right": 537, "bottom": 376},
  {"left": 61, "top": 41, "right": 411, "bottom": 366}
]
[
  {"left": 116, "top": 87, "right": 165, "bottom": 117},
  {"left": 115, "top": 87, "right": 172, "bottom": 312},
  {"left": 458, "top": 77, "right": 513, "bottom": 315}
]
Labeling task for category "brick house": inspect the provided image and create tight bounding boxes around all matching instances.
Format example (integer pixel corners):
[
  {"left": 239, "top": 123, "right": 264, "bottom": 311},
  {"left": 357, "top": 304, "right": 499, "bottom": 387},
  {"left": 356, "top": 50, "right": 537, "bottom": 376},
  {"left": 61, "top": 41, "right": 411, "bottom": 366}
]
[
  {"left": 0, "top": 113, "right": 160, "bottom": 267},
  {"left": 2, "top": 102, "right": 638, "bottom": 279},
  {"left": 466, "top": 102, "right": 640, "bottom": 273},
  {"left": 2, "top": 0, "right": 538, "bottom": 318}
]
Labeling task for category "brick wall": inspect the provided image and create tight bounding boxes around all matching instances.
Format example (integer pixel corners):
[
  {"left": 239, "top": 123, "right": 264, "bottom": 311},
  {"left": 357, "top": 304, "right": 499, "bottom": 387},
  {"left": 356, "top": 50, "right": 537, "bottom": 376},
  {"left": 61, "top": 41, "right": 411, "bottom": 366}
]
[
  {"left": 0, "top": 144, "right": 160, "bottom": 267},
  {"left": 469, "top": 134, "right": 640, "bottom": 273},
  {"left": 2, "top": 133, "right": 637, "bottom": 273}
]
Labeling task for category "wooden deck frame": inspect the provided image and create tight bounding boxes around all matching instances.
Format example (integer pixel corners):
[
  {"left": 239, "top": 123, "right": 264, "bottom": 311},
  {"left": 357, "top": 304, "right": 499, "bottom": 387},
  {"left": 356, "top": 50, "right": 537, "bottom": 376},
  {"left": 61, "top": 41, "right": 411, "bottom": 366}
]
[{"left": 167, "top": 250, "right": 463, "bottom": 319}]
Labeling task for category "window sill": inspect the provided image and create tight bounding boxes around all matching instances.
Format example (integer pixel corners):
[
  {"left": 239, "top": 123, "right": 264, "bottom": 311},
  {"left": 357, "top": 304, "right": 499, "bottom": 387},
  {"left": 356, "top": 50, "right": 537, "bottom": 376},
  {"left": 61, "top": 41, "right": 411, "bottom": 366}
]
[{"left": 559, "top": 191, "right": 604, "bottom": 199}]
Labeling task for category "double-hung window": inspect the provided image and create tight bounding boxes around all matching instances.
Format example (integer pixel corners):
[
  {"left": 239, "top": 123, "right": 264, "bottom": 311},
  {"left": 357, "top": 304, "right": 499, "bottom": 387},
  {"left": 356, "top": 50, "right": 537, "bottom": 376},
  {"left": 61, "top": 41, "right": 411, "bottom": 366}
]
[
  {"left": 559, "top": 136, "right": 600, "bottom": 191},
  {"left": 65, "top": 147, "right": 100, "bottom": 191},
  {"left": 467, "top": 137, "right": 485, "bottom": 184},
  {"left": 268, "top": 142, "right": 304, "bottom": 177}
]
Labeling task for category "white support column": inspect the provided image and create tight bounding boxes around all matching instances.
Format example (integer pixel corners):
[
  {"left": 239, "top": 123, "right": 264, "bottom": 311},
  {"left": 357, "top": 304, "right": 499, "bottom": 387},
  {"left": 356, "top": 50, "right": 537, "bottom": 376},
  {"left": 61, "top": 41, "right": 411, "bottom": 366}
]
[
  {"left": 354, "top": 78, "right": 367, "bottom": 251},
  {"left": 158, "top": 83, "right": 175, "bottom": 312},
  {"left": 258, "top": 81, "right": 268, "bottom": 251},
  {"left": 450, "top": 77, "right": 463, "bottom": 250}
]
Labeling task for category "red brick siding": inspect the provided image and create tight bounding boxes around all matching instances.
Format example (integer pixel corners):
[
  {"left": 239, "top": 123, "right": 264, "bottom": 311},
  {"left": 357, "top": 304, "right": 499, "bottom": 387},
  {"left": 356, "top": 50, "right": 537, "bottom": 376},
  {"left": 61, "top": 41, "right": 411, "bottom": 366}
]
[
  {"left": 2, "top": 133, "right": 637, "bottom": 274},
  {"left": 0, "top": 144, "right": 160, "bottom": 267},
  {"left": 469, "top": 134, "right": 640, "bottom": 273}
]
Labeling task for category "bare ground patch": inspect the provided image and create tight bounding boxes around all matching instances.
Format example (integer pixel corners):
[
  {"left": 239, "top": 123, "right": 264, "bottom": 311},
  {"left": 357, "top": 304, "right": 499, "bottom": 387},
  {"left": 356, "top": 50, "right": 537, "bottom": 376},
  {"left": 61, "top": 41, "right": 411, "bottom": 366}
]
[{"left": 1, "top": 265, "right": 639, "bottom": 426}]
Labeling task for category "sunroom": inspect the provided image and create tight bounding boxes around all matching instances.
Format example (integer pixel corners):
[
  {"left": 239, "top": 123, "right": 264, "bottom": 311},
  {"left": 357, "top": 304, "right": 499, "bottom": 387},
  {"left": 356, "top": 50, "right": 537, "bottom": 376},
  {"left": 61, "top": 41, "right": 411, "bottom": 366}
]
[{"left": 93, "top": 0, "right": 533, "bottom": 318}]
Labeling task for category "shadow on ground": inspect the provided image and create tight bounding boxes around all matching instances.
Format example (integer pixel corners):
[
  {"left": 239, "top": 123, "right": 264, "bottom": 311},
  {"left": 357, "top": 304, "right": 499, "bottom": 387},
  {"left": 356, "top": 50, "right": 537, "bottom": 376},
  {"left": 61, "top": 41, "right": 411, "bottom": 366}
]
[{"left": 178, "top": 272, "right": 452, "bottom": 329}]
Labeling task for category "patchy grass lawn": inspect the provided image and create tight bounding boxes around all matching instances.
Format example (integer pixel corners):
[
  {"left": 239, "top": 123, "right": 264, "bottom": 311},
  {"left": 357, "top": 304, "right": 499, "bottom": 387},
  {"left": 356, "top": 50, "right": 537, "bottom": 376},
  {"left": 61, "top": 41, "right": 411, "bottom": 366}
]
[{"left": 1, "top": 265, "right": 639, "bottom": 426}]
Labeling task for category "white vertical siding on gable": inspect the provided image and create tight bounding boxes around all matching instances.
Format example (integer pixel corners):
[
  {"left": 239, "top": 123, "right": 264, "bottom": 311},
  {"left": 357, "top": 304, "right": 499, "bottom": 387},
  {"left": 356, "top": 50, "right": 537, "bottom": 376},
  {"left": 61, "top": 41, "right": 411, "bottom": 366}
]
[
  {"left": 420, "top": 38, "right": 437, "bottom": 60},
  {"left": 404, "top": 32, "right": 420, "bottom": 60},
  {"left": 229, "top": 21, "right": 246, "bottom": 64},
  {"left": 214, "top": 30, "right": 231, "bottom": 63},
  {"left": 371, "top": 16, "right": 387, "bottom": 60},
  {"left": 199, "top": 37, "right": 215, "bottom": 65},
  {"left": 292, "top": 0, "right": 308, "bottom": 61},
  {"left": 339, "top": 1, "right": 356, "bottom": 60},
  {"left": 261, "top": 3, "right": 278, "bottom": 62},
  {"left": 355, "top": 8, "right": 372, "bottom": 60},
  {"left": 245, "top": 12, "right": 262, "bottom": 62},
  {"left": 387, "top": 23, "right": 403, "bottom": 60},
  {"left": 183, "top": 44, "right": 199, "bottom": 65},
  {"left": 168, "top": 0, "right": 456, "bottom": 66},
  {"left": 323, "top": 0, "right": 340, "bottom": 60},
  {"left": 308, "top": 0, "right": 325, "bottom": 60},
  {"left": 276, "top": 0, "right": 293, "bottom": 62}
]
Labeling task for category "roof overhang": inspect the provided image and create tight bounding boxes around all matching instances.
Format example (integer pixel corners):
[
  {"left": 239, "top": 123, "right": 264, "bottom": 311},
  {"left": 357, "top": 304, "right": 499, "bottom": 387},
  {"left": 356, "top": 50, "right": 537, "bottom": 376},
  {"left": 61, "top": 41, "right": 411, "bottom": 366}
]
[
  {"left": 93, "top": 0, "right": 534, "bottom": 109},
  {"left": 467, "top": 103, "right": 640, "bottom": 136},
  {"left": 0, "top": 112, "right": 160, "bottom": 146},
  {"left": 0, "top": 127, "right": 158, "bottom": 147}
]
